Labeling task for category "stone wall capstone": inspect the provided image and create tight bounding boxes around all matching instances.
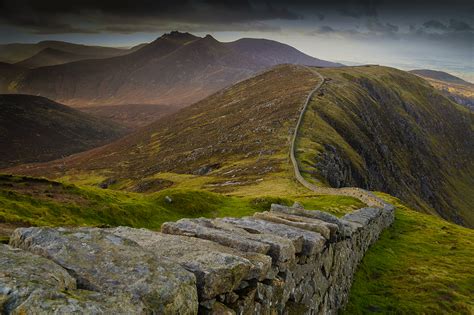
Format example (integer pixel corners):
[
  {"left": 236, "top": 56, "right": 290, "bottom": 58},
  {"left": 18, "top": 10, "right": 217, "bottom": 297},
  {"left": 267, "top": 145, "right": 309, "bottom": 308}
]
[{"left": 1, "top": 201, "right": 394, "bottom": 314}]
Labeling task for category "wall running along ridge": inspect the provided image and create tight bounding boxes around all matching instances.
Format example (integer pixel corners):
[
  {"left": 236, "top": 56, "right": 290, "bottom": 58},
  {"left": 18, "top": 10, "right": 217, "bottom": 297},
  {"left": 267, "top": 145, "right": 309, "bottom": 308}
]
[
  {"left": 2, "top": 202, "right": 394, "bottom": 314},
  {"left": 1, "top": 67, "right": 395, "bottom": 314}
]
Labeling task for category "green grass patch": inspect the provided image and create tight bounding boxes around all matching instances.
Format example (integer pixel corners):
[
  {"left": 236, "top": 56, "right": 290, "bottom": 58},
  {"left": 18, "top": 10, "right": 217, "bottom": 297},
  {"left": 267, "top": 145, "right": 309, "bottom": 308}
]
[
  {"left": 344, "top": 194, "right": 474, "bottom": 314},
  {"left": 0, "top": 174, "right": 362, "bottom": 231}
]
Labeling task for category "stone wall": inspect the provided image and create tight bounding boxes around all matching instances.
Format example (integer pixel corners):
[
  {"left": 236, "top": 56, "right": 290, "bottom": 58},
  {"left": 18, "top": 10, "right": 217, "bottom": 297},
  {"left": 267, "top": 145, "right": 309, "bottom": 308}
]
[{"left": 1, "top": 202, "right": 394, "bottom": 314}]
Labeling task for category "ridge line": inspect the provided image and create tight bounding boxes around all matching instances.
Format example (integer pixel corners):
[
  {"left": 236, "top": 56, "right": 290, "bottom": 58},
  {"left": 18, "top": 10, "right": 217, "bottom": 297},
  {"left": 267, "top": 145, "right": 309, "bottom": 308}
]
[{"left": 290, "top": 66, "right": 393, "bottom": 210}]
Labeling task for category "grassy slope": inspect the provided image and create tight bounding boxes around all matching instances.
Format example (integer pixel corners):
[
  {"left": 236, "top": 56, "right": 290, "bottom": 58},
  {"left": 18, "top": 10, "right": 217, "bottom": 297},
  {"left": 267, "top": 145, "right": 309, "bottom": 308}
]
[
  {"left": 345, "top": 194, "right": 474, "bottom": 314},
  {"left": 1, "top": 65, "right": 472, "bottom": 313},
  {"left": 0, "top": 174, "right": 363, "bottom": 234},
  {"left": 1, "top": 174, "right": 472, "bottom": 314},
  {"left": 5, "top": 65, "right": 320, "bottom": 194},
  {"left": 296, "top": 66, "right": 474, "bottom": 227}
]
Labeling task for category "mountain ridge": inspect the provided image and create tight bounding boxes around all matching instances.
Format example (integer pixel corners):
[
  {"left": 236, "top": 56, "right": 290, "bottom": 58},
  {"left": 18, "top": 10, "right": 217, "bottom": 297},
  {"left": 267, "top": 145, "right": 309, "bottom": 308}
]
[{"left": 4, "top": 32, "right": 341, "bottom": 107}]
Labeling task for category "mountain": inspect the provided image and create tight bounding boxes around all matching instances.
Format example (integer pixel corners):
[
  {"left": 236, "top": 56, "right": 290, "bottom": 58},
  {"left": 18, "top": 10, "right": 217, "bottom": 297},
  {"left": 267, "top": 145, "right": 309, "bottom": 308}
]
[
  {"left": 226, "top": 38, "right": 342, "bottom": 68},
  {"left": 410, "top": 69, "right": 471, "bottom": 85},
  {"left": 4, "top": 31, "right": 341, "bottom": 107},
  {"left": 0, "top": 41, "right": 130, "bottom": 64},
  {"left": 15, "top": 47, "right": 112, "bottom": 68},
  {"left": 297, "top": 66, "right": 473, "bottom": 227},
  {"left": 410, "top": 69, "right": 474, "bottom": 110},
  {"left": 4, "top": 65, "right": 472, "bottom": 227},
  {"left": 0, "top": 94, "right": 128, "bottom": 168},
  {"left": 79, "top": 104, "right": 178, "bottom": 129}
]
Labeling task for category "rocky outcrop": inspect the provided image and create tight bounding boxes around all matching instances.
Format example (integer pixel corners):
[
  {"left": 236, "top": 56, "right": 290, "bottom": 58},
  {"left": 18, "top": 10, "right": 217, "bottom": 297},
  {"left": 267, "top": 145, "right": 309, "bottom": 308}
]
[{"left": 3, "top": 202, "right": 394, "bottom": 314}]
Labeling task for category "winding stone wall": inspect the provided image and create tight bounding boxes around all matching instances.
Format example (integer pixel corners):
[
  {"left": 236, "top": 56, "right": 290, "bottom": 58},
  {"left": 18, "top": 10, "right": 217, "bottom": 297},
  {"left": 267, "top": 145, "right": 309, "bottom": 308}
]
[{"left": 1, "top": 202, "right": 394, "bottom": 314}]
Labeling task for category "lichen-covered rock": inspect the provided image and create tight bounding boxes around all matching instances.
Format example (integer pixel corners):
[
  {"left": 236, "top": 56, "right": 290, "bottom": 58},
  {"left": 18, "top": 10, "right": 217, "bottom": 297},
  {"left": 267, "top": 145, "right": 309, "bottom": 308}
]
[
  {"left": 110, "top": 227, "right": 271, "bottom": 299},
  {"left": 0, "top": 244, "right": 142, "bottom": 314},
  {"left": 254, "top": 211, "right": 335, "bottom": 240},
  {"left": 180, "top": 218, "right": 297, "bottom": 268},
  {"left": 161, "top": 219, "right": 271, "bottom": 254},
  {"left": 11, "top": 290, "right": 143, "bottom": 314},
  {"left": 9, "top": 227, "right": 198, "bottom": 314},
  {"left": 270, "top": 203, "right": 346, "bottom": 237},
  {"left": 0, "top": 244, "right": 75, "bottom": 313},
  {"left": 342, "top": 207, "right": 382, "bottom": 225},
  {"left": 221, "top": 217, "right": 326, "bottom": 256}
]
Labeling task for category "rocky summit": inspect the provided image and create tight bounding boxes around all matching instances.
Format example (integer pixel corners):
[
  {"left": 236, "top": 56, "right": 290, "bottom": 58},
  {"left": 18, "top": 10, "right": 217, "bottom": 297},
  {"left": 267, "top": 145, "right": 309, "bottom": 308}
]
[{"left": 1, "top": 202, "right": 394, "bottom": 314}]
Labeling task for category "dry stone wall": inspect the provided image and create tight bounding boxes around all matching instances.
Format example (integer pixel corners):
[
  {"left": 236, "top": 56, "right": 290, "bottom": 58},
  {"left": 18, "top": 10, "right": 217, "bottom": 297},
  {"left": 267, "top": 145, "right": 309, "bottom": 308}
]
[{"left": 1, "top": 201, "right": 394, "bottom": 314}]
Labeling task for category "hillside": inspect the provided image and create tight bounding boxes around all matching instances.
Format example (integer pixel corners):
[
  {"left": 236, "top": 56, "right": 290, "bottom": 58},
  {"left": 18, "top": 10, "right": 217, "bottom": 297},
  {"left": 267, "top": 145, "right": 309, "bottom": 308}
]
[
  {"left": 410, "top": 69, "right": 474, "bottom": 110},
  {"left": 15, "top": 48, "right": 108, "bottom": 68},
  {"left": 345, "top": 194, "right": 474, "bottom": 313},
  {"left": 0, "top": 94, "right": 128, "bottom": 168},
  {"left": 79, "top": 104, "right": 178, "bottom": 129},
  {"left": 0, "top": 175, "right": 472, "bottom": 313},
  {"left": 296, "top": 66, "right": 473, "bottom": 227},
  {"left": 3, "top": 65, "right": 321, "bottom": 192},
  {"left": 1, "top": 65, "right": 473, "bottom": 313},
  {"left": 0, "top": 62, "right": 26, "bottom": 93},
  {"left": 4, "top": 31, "right": 341, "bottom": 107},
  {"left": 0, "top": 40, "right": 130, "bottom": 64},
  {"left": 5, "top": 65, "right": 472, "bottom": 228}
]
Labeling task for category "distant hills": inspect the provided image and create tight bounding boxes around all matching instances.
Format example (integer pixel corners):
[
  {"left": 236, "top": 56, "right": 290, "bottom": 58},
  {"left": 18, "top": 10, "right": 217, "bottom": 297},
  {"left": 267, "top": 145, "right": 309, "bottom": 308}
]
[
  {"left": 6, "top": 65, "right": 473, "bottom": 227},
  {"left": 2, "top": 31, "right": 341, "bottom": 107},
  {"left": 0, "top": 40, "right": 131, "bottom": 64},
  {"left": 16, "top": 47, "right": 114, "bottom": 68},
  {"left": 0, "top": 94, "right": 128, "bottom": 168},
  {"left": 410, "top": 69, "right": 471, "bottom": 85},
  {"left": 410, "top": 69, "right": 474, "bottom": 110}
]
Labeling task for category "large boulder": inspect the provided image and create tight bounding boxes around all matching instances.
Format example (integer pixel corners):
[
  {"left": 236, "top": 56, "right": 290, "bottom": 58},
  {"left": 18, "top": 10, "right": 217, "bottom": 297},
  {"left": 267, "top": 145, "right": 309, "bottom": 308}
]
[
  {"left": 9, "top": 227, "right": 198, "bottom": 314},
  {"left": 110, "top": 227, "right": 271, "bottom": 299}
]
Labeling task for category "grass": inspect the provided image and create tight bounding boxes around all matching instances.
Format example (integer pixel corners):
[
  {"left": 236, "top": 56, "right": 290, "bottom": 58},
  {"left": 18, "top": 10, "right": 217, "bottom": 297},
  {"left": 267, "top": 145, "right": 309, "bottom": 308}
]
[
  {"left": 344, "top": 194, "right": 474, "bottom": 314},
  {"left": 0, "top": 174, "right": 364, "bottom": 234}
]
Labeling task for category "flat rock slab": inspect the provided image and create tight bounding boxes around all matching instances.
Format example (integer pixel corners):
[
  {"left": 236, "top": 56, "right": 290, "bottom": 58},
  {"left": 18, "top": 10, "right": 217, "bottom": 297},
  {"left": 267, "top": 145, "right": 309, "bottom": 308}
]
[
  {"left": 342, "top": 207, "right": 381, "bottom": 226},
  {"left": 0, "top": 244, "right": 141, "bottom": 314},
  {"left": 163, "top": 218, "right": 296, "bottom": 266},
  {"left": 9, "top": 227, "right": 198, "bottom": 314},
  {"left": 162, "top": 219, "right": 271, "bottom": 254},
  {"left": 271, "top": 204, "right": 346, "bottom": 236},
  {"left": 110, "top": 227, "right": 271, "bottom": 300},
  {"left": 254, "top": 211, "right": 336, "bottom": 240},
  {"left": 220, "top": 217, "right": 326, "bottom": 256}
]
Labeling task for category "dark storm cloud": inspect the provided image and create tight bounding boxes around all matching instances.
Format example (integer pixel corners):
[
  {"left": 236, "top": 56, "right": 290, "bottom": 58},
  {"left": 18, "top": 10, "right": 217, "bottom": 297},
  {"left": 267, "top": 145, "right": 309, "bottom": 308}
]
[
  {"left": 423, "top": 19, "right": 473, "bottom": 32},
  {"left": 0, "top": 0, "right": 302, "bottom": 34},
  {"left": 0, "top": 0, "right": 472, "bottom": 34},
  {"left": 423, "top": 20, "right": 448, "bottom": 31}
]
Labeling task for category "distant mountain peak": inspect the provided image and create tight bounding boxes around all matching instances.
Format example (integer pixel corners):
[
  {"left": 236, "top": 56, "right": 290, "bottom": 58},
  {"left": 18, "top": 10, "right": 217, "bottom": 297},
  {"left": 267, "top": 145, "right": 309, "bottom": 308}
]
[{"left": 161, "top": 31, "right": 199, "bottom": 41}]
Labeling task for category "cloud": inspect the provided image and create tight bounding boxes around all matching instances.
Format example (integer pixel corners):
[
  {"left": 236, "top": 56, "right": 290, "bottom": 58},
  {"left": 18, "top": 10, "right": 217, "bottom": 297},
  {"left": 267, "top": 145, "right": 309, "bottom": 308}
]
[
  {"left": 448, "top": 19, "right": 473, "bottom": 31},
  {"left": 338, "top": 0, "right": 380, "bottom": 18},
  {"left": 423, "top": 20, "right": 448, "bottom": 30},
  {"left": 422, "top": 19, "right": 473, "bottom": 32},
  {"left": 0, "top": 0, "right": 300, "bottom": 34}
]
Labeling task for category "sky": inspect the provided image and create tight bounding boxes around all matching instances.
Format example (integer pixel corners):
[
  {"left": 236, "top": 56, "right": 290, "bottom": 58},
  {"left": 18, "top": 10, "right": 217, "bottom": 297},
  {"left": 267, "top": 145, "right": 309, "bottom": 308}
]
[{"left": 0, "top": 0, "right": 472, "bottom": 81}]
